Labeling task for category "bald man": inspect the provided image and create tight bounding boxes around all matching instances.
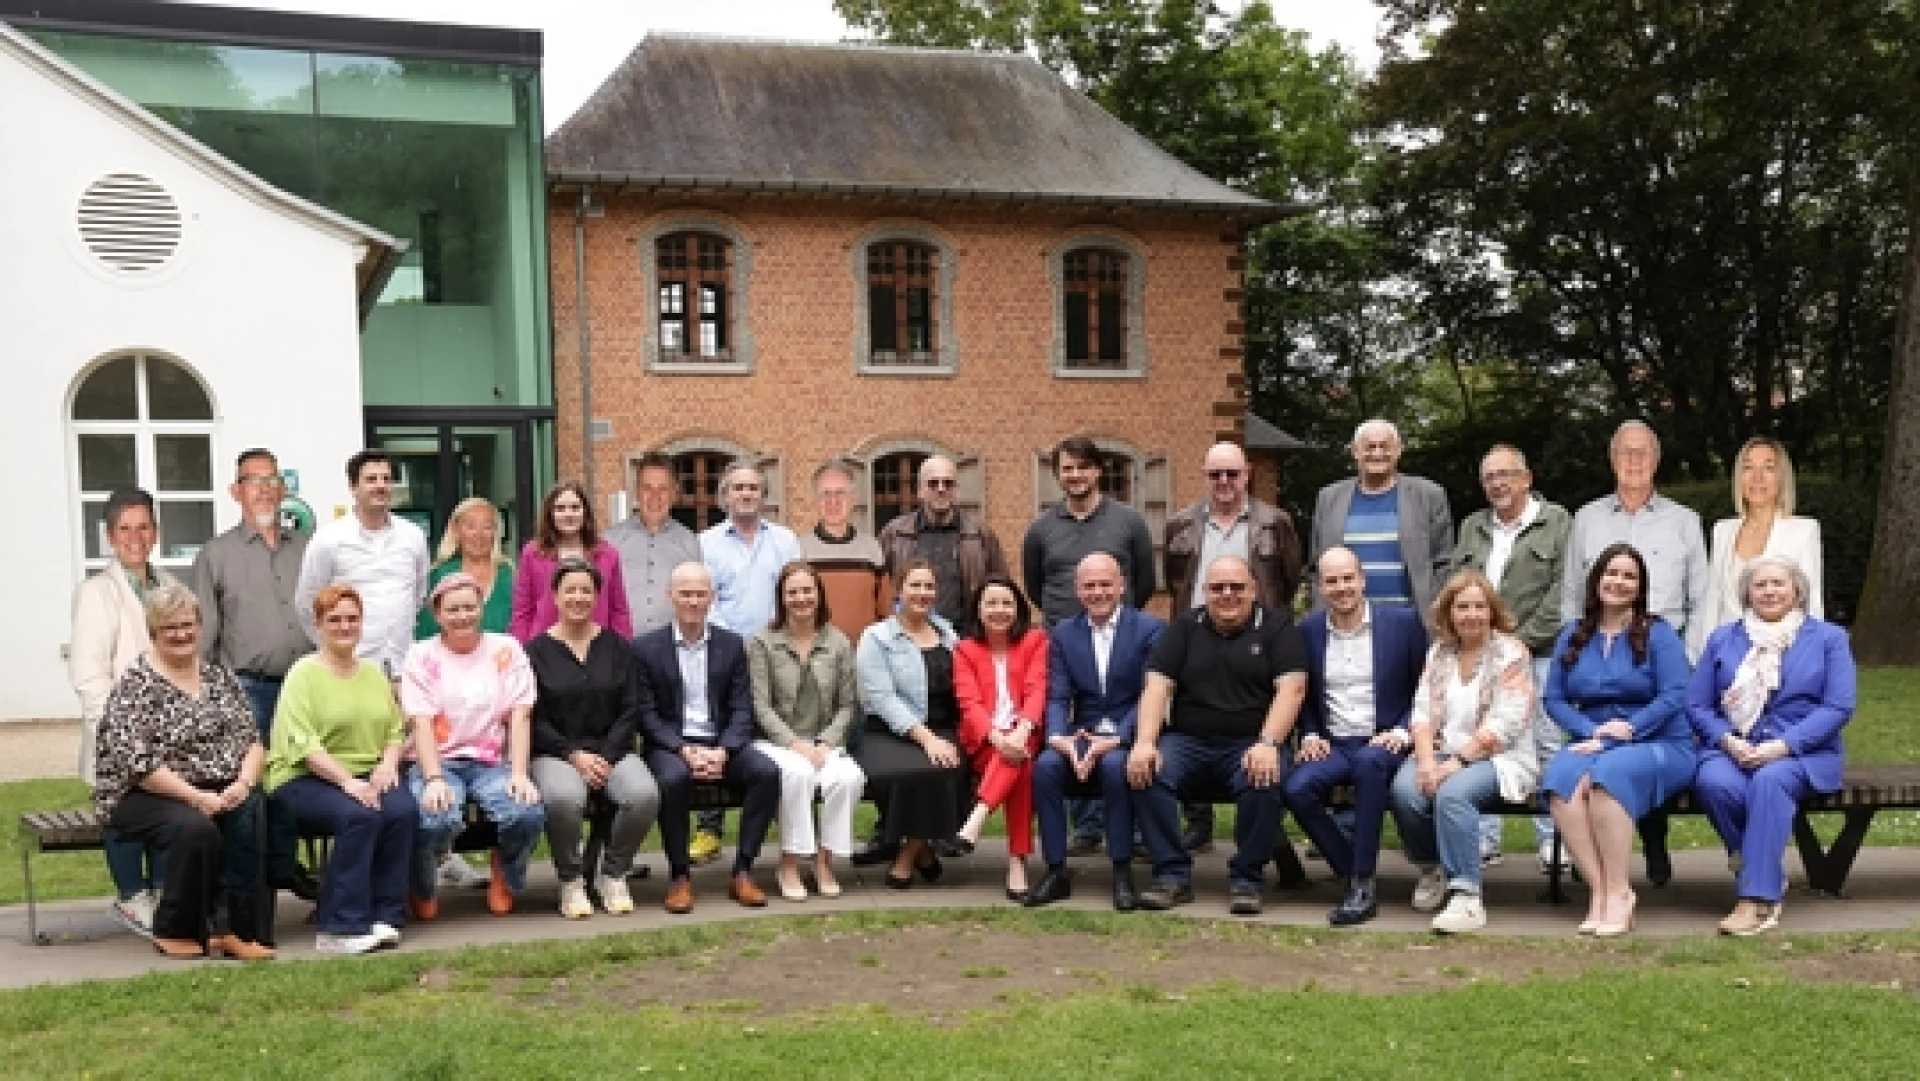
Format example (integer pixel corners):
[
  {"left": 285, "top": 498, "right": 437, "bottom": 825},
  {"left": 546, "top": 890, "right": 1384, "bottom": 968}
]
[{"left": 634, "top": 563, "right": 780, "bottom": 914}]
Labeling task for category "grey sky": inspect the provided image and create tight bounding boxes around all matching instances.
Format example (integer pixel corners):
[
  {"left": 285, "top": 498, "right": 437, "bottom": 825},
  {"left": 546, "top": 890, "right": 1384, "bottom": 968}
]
[{"left": 191, "top": 0, "right": 1386, "bottom": 133}]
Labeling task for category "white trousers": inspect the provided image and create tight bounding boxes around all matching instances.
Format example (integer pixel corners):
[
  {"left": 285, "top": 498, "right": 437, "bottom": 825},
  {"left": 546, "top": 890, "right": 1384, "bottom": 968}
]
[{"left": 752, "top": 740, "right": 866, "bottom": 856}]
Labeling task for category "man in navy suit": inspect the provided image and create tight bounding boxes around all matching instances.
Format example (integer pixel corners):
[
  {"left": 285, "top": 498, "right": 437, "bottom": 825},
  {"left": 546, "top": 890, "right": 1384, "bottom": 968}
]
[
  {"left": 634, "top": 562, "right": 781, "bottom": 914},
  {"left": 1026, "top": 553, "right": 1166, "bottom": 911},
  {"left": 1282, "top": 547, "right": 1429, "bottom": 925}
]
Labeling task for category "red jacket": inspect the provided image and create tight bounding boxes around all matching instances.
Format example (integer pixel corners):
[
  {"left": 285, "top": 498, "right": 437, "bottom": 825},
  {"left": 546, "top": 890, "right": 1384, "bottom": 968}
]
[{"left": 953, "top": 630, "right": 1050, "bottom": 756}]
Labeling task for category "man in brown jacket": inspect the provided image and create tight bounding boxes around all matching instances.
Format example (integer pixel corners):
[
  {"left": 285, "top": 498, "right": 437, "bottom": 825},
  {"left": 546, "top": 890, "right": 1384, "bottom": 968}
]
[
  {"left": 875, "top": 455, "right": 1010, "bottom": 627},
  {"left": 1161, "top": 441, "right": 1304, "bottom": 854}
]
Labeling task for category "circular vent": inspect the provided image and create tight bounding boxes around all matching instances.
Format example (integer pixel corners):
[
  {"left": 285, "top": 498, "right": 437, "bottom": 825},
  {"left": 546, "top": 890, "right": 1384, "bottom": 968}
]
[{"left": 77, "top": 173, "right": 183, "bottom": 274}]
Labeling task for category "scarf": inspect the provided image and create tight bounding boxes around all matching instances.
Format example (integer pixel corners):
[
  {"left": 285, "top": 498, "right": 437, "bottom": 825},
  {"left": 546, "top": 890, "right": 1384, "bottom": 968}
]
[{"left": 1722, "top": 609, "right": 1807, "bottom": 737}]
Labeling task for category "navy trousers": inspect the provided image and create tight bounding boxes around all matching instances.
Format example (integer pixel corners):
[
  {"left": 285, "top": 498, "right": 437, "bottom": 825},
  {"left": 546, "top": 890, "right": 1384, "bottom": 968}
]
[
  {"left": 279, "top": 774, "right": 415, "bottom": 935},
  {"left": 1034, "top": 747, "right": 1133, "bottom": 866},
  {"left": 1282, "top": 737, "right": 1404, "bottom": 880},
  {"left": 647, "top": 744, "right": 780, "bottom": 880},
  {"left": 1137, "top": 732, "right": 1285, "bottom": 890}
]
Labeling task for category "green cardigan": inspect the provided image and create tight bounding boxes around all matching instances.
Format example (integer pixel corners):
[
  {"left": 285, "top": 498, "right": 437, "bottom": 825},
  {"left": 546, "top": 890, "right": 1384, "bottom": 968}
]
[{"left": 415, "top": 558, "right": 515, "bottom": 639}]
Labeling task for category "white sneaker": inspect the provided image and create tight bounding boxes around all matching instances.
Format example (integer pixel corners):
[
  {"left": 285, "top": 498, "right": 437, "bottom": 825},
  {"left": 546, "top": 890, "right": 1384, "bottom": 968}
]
[
  {"left": 111, "top": 890, "right": 157, "bottom": 939},
  {"left": 594, "top": 874, "right": 634, "bottom": 916},
  {"left": 1411, "top": 868, "right": 1448, "bottom": 912},
  {"left": 1480, "top": 846, "right": 1504, "bottom": 867},
  {"left": 558, "top": 880, "right": 593, "bottom": 920},
  {"left": 314, "top": 932, "right": 383, "bottom": 956},
  {"left": 1538, "top": 840, "right": 1567, "bottom": 875},
  {"left": 439, "top": 853, "right": 490, "bottom": 889},
  {"left": 1431, "top": 892, "right": 1487, "bottom": 934},
  {"left": 369, "top": 922, "right": 402, "bottom": 948}
]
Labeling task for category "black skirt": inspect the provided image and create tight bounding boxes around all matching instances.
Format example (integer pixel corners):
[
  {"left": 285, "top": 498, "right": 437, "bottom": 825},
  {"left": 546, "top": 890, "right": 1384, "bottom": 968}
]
[{"left": 854, "top": 716, "right": 971, "bottom": 843}]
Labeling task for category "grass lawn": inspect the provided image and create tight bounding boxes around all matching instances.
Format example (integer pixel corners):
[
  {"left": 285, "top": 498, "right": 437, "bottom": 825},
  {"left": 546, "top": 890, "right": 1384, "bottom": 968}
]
[
  {"left": 7, "top": 668, "right": 1918, "bottom": 906},
  {"left": 1, "top": 910, "right": 1916, "bottom": 1079}
]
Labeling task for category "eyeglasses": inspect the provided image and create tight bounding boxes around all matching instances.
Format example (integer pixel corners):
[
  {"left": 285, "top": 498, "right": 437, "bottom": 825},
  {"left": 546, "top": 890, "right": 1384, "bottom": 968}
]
[
  {"left": 1206, "top": 582, "right": 1250, "bottom": 595},
  {"left": 1206, "top": 469, "right": 1243, "bottom": 481},
  {"left": 1479, "top": 469, "right": 1523, "bottom": 483},
  {"left": 235, "top": 475, "right": 283, "bottom": 489},
  {"left": 157, "top": 621, "right": 198, "bottom": 636},
  {"left": 924, "top": 479, "right": 958, "bottom": 490}
]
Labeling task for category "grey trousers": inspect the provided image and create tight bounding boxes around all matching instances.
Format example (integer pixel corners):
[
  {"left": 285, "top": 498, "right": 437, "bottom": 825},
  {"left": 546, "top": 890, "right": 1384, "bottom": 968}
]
[{"left": 530, "top": 755, "right": 661, "bottom": 882}]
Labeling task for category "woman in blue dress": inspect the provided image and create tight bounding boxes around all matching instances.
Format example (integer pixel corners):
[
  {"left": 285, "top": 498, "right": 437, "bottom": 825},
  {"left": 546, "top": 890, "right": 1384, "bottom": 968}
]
[{"left": 1542, "top": 542, "right": 1694, "bottom": 938}]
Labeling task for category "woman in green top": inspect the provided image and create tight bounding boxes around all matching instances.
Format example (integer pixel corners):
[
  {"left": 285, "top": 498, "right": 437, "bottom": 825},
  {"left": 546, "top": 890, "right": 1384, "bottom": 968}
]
[
  {"left": 268, "top": 582, "right": 415, "bottom": 956},
  {"left": 417, "top": 497, "right": 515, "bottom": 638}
]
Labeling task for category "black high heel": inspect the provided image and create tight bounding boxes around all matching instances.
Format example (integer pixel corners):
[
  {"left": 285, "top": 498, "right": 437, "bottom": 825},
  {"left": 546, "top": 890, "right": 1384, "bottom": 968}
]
[
  {"left": 917, "top": 852, "right": 944, "bottom": 883},
  {"left": 884, "top": 872, "right": 914, "bottom": 890}
]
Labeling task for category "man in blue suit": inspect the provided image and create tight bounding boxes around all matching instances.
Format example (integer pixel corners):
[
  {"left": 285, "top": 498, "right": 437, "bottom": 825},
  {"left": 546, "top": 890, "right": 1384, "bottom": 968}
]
[
  {"left": 1026, "top": 553, "right": 1166, "bottom": 911},
  {"left": 634, "top": 562, "right": 781, "bottom": 914},
  {"left": 1282, "top": 546, "right": 1429, "bottom": 926}
]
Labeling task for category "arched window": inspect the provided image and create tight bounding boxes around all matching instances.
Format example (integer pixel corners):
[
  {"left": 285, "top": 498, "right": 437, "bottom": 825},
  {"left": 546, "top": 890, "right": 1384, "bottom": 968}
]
[
  {"left": 852, "top": 225, "right": 959, "bottom": 374},
  {"left": 70, "top": 353, "right": 217, "bottom": 570},
  {"left": 642, "top": 221, "right": 755, "bottom": 372},
  {"left": 670, "top": 451, "right": 730, "bottom": 532},
  {"left": 1033, "top": 439, "right": 1171, "bottom": 556},
  {"left": 1050, "top": 236, "right": 1148, "bottom": 376}
]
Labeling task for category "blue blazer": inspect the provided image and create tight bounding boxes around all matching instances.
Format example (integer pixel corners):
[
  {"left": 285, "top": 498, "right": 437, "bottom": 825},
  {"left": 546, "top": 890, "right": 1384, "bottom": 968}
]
[
  {"left": 1687, "top": 617, "right": 1855, "bottom": 793},
  {"left": 1297, "top": 603, "right": 1428, "bottom": 738},
  {"left": 632, "top": 623, "right": 755, "bottom": 754},
  {"left": 1044, "top": 606, "right": 1165, "bottom": 745}
]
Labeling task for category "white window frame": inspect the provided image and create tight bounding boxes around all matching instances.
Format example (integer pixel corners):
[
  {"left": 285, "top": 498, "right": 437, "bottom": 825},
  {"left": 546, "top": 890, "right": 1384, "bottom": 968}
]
[
  {"left": 641, "top": 219, "right": 756, "bottom": 375},
  {"left": 68, "top": 352, "right": 218, "bottom": 576}
]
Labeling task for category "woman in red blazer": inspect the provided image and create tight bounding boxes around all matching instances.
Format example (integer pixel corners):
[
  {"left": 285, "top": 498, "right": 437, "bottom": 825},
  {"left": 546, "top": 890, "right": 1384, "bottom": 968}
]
[{"left": 953, "top": 574, "right": 1049, "bottom": 900}]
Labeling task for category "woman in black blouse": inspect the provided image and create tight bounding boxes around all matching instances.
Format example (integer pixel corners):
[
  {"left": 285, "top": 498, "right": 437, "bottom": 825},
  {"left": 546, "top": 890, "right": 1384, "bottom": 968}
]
[
  {"left": 528, "top": 558, "right": 661, "bottom": 918},
  {"left": 93, "top": 584, "right": 272, "bottom": 960}
]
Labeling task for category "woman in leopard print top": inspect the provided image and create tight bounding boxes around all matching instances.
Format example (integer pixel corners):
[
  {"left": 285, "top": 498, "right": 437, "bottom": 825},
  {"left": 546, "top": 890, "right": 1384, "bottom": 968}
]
[{"left": 93, "top": 584, "right": 271, "bottom": 961}]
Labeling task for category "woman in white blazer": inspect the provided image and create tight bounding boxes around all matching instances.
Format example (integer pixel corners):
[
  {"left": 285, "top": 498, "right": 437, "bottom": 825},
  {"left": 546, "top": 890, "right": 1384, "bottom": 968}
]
[
  {"left": 68, "top": 487, "right": 177, "bottom": 936},
  {"left": 1691, "top": 437, "right": 1823, "bottom": 656}
]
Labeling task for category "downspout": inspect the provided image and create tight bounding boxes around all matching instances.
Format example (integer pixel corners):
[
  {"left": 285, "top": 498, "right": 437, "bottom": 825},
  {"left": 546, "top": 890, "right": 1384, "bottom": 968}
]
[{"left": 575, "top": 184, "right": 594, "bottom": 499}]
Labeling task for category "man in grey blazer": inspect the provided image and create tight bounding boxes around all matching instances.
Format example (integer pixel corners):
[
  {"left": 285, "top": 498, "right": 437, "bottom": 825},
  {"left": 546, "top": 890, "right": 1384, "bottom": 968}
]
[{"left": 1308, "top": 419, "right": 1455, "bottom": 622}]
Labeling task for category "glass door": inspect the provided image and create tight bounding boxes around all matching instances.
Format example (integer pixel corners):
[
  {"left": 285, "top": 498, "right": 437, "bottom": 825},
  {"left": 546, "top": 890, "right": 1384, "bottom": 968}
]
[{"left": 364, "top": 408, "right": 548, "bottom": 559}]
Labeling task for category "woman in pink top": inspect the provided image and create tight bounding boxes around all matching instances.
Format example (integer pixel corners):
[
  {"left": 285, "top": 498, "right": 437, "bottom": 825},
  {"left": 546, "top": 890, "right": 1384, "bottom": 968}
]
[
  {"left": 510, "top": 481, "right": 633, "bottom": 642},
  {"left": 404, "top": 573, "right": 545, "bottom": 918}
]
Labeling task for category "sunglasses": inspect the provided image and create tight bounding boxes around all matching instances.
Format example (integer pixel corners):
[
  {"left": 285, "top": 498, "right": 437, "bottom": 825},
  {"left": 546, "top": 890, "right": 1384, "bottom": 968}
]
[
  {"left": 1206, "top": 582, "right": 1250, "bottom": 595},
  {"left": 1206, "top": 469, "right": 1242, "bottom": 481},
  {"left": 924, "top": 478, "right": 958, "bottom": 490}
]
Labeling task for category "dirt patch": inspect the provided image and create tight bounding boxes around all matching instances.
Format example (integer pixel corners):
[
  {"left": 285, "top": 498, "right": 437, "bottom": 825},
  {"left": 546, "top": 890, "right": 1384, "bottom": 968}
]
[
  {"left": 508, "top": 921, "right": 1643, "bottom": 1020},
  {"left": 1784, "top": 946, "right": 1920, "bottom": 993}
]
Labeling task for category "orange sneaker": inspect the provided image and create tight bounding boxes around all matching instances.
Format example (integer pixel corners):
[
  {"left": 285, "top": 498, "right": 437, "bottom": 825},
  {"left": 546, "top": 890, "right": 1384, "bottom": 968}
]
[
  {"left": 486, "top": 848, "right": 514, "bottom": 915},
  {"left": 408, "top": 893, "right": 439, "bottom": 922}
]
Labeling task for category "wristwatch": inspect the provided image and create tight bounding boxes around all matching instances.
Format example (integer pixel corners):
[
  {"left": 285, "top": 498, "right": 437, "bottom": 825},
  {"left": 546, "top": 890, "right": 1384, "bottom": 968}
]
[{"left": 1255, "top": 735, "right": 1281, "bottom": 749}]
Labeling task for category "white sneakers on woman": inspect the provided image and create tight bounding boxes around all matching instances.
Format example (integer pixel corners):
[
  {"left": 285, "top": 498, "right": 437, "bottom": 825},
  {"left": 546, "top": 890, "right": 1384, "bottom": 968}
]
[
  {"left": 1410, "top": 868, "right": 1448, "bottom": 912},
  {"left": 559, "top": 880, "right": 593, "bottom": 919},
  {"left": 595, "top": 875, "right": 635, "bottom": 915},
  {"left": 1431, "top": 892, "right": 1487, "bottom": 934}
]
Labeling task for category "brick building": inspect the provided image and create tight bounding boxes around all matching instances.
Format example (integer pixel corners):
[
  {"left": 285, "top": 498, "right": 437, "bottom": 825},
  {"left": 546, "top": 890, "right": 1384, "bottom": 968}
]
[{"left": 546, "top": 36, "right": 1285, "bottom": 595}]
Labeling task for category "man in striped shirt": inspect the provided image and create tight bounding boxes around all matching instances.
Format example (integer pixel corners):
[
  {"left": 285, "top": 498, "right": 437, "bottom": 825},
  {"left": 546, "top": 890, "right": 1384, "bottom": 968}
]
[{"left": 1308, "top": 419, "right": 1455, "bottom": 622}]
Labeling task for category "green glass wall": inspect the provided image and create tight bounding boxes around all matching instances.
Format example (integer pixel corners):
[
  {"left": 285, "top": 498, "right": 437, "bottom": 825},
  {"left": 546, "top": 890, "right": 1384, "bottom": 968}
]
[{"left": 31, "top": 31, "right": 552, "bottom": 411}]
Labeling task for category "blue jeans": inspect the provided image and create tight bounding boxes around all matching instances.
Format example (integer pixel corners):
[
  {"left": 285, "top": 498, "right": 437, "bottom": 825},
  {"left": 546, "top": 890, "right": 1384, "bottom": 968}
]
[
  {"left": 235, "top": 674, "right": 284, "bottom": 744},
  {"left": 408, "top": 761, "right": 546, "bottom": 900},
  {"left": 1137, "top": 732, "right": 1286, "bottom": 890},
  {"left": 279, "top": 774, "right": 415, "bottom": 935},
  {"left": 1391, "top": 757, "right": 1504, "bottom": 894},
  {"left": 103, "top": 828, "right": 163, "bottom": 899}
]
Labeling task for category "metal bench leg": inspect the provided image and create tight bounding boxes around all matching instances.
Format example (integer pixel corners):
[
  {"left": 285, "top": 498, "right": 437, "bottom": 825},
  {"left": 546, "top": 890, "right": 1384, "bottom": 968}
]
[
  {"left": 1272, "top": 819, "right": 1311, "bottom": 890},
  {"left": 1539, "top": 834, "right": 1570, "bottom": 905},
  {"left": 23, "top": 848, "right": 43, "bottom": 946},
  {"left": 1793, "top": 809, "right": 1875, "bottom": 898}
]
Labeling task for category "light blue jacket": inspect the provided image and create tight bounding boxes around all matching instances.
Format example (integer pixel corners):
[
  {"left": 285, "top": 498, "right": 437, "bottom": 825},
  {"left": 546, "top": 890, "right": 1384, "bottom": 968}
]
[{"left": 856, "top": 614, "right": 958, "bottom": 735}]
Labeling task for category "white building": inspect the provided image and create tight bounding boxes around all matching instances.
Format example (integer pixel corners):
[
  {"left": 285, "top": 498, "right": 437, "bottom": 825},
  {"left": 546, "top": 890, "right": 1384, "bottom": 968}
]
[{"left": 0, "top": 24, "right": 402, "bottom": 721}]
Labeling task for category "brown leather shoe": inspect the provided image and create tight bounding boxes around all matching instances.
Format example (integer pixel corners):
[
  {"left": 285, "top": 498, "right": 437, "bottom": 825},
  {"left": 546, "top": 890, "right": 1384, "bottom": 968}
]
[
  {"left": 487, "top": 848, "right": 514, "bottom": 916},
  {"left": 408, "top": 893, "right": 439, "bottom": 922},
  {"left": 210, "top": 934, "right": 276, "bottom": 962},
  {"left": 663, "top": 877, "right": 694, "bottom": 914},
  {"left": 152, "top": 936, "right": 205, "bottom": 959},
  {"left": 728, "top": 872, "right": 767, "bottom": 908}
]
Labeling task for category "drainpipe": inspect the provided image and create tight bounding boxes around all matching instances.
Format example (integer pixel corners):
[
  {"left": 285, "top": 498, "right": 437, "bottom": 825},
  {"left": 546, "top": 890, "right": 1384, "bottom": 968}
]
[{"left": 575, "top": 184, "right": 595, "bottom": 499}]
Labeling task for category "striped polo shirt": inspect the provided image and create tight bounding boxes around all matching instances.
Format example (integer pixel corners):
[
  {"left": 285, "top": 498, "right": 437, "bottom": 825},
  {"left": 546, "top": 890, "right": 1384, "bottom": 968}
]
[{"left": 1343, "top": 486, "right": 1413, "bottom": 606}]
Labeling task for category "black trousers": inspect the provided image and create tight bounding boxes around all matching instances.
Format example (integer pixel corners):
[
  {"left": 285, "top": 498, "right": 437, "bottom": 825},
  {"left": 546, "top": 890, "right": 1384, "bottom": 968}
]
[
  {"left": 645, "top": 744, "right": 780, "bottom": 879},
  {"left": 109, "top": 786, "right": 263, "bottom": 944}
]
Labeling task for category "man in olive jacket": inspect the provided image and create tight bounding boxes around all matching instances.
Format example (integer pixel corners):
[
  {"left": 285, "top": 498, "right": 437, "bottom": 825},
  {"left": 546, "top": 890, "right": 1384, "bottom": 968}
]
[{"left": 1450, "top": 443, "right": 1572, "bottom": 871}]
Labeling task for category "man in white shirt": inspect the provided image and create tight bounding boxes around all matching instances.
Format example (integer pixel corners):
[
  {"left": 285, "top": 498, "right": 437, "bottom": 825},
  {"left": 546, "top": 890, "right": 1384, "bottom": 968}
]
[{"left": 294, "top": 449, "right": 429, "bottom": 679}]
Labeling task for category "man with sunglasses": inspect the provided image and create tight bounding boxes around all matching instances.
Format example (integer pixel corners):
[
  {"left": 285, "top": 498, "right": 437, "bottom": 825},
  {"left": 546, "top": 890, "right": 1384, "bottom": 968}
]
[
  {"left": 1162, "top": 441, "right": 1303, "bottom": 854},
  {"left": 875, "top": 455, "right": 1009, "bottom": 628}
]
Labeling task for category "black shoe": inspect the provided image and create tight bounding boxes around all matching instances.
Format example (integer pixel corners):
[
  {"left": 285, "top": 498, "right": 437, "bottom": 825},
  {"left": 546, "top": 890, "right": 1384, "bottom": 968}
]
[
  {"left": 1328, "top": 880, "right": 1378, "bottom": 926},
  {"left": 1111, "top": 867, "right": 1140, "bottom": 912},
  {"left": 917, "top": 852, "right": 944, "bottom": 883},
  {"left": 950, "top": 835, "right": 977, "bottom": 856},
  {"left": 276, "top": 865, "right": 320, "bottom": 903},
  {"left": 931, "top": 839, "right": 964, "bottom": 859},
  {"left": 1131, "top": 842, "right": 1152, "bottom": 863},
  {"left": 1065, "top": 835, "right": 1101, "bottom": 858},
  {"left": 1304, "top": 843, "right": 1325, "bottom": 861},
  {"left": 1229, "top": 886, "right": 1262, "bottom": 916},
  {"left": 850, "top": 838, "right": 899, "bottom": 868},
  {"left": 1136, "top": 879, "right": 1194, "bottom": 911},
  {"left": 1022, "top": 867, "right": 1072, "bottom": 907},
  {"left": 1645, "top": 844, "right": 1672, "bottom": 888},
  {"left": 1181, "top": 829, "right": 1215, "bottom": 854},
  {"left": 625, "top": 862, "right": 651, "bottom": 881},
  {"left": 884, "top": 872, "right": 913, "bottom": 890}
]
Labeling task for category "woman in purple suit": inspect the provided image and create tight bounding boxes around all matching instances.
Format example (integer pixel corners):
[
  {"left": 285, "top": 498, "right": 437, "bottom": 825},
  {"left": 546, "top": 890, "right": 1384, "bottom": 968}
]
[{"left": 1688, "top": 554, "right": 1855, "bottom": 937}]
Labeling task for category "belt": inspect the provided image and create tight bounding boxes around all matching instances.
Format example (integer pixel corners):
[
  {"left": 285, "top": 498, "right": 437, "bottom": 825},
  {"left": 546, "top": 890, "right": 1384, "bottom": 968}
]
[{"left": 237, "top": 671, "right": 285, "bottom": 683}]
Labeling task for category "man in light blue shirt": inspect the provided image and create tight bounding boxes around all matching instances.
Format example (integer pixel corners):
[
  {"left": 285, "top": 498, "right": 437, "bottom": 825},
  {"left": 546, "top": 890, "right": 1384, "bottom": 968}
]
[
  {"left": 694, "top": 461, "right": 801, "bottom": 856},
  {"left": 700, "top": 461, "right": 802, "bottom": 635}
]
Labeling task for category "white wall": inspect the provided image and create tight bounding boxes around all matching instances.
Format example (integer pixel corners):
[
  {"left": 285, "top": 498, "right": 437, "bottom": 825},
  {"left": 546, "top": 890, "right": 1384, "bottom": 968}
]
[{"left": 0, "top": 46, "right": 371, "bottom": 720}]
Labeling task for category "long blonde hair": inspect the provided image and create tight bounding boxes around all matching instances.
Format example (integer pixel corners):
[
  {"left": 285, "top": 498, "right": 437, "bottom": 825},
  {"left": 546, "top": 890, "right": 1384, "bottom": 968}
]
[
  {"left": 435, "top": 497, "right": 510, "bottom": 566},
  {"left": 1730, "top": 436, "right": 1798, "bottom": 518}
]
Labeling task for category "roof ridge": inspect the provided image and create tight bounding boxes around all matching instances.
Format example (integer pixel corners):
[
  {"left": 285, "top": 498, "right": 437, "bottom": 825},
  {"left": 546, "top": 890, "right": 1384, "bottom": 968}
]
[{"left": 640, "top": 30, "right": 1040, "bottom": 63}]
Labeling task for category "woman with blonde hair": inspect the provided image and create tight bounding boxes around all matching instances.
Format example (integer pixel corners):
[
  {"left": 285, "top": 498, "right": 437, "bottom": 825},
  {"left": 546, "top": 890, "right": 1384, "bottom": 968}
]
[
  {"left": 1390, "top": 570, "right": 1539, "bottom": 934},
  {"left": 417, "top": 497, "right": 515, "bottom": 638},
  {"left": 1692, "top": 436, "right": 1823, "bottom": 655}
]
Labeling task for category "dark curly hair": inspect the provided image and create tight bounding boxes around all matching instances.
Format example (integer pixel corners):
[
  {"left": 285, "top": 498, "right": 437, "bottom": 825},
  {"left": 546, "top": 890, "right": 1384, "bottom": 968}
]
[{"left": 1561, "top": 542, "right": 1656, "bottom": 668}]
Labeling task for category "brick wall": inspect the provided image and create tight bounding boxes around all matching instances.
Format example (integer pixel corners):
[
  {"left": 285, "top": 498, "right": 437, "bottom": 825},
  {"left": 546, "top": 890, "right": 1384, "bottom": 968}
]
[{"left": 549, "top": 190, "right": 1251, "bottom": 595}]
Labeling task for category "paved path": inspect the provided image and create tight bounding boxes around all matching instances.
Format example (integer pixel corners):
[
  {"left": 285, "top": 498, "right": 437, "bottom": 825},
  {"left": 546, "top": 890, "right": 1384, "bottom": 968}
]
[
  {"left": 5, "top": 843, "right": 1917, "bottom": 991},
  {"left": 0, "top": 720, "right": 79, "bottom": 783}
]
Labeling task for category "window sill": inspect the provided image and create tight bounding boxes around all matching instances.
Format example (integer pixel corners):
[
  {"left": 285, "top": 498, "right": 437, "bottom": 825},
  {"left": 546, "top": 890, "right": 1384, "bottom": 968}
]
[
  {"left": 857, "top": 362, "right": 959, "bottom": 378},
  {"left": 1052, "top": 364, "right": 1146, "bottom": 380},
  {"left": 647, "top": 360, "right": 754, "bottom": 376}
]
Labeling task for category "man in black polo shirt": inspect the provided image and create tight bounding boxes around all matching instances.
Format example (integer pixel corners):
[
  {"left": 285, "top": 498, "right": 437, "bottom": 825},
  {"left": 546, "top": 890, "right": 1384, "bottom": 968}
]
[{"left": 1128, "top": 555, "right": 1308, "bottom": 915}]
